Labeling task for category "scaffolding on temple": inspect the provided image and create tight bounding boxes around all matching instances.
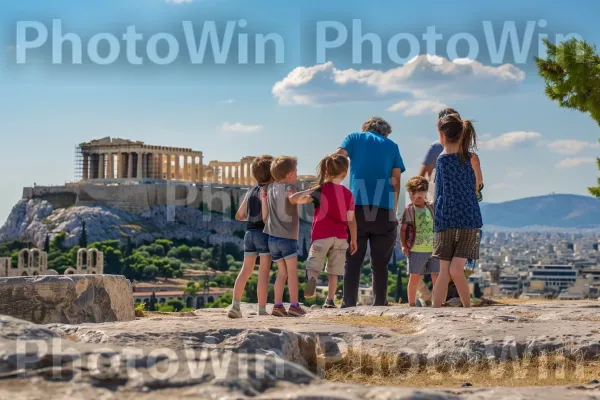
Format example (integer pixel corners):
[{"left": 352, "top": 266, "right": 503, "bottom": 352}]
[{"left": 74, "top": 145, "right": 84, "bottom": 182}]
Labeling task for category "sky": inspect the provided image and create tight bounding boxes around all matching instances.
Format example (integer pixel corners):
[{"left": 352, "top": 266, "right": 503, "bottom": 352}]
[{"left": 1, "top": 0, "right": 599, "bottom": 224}]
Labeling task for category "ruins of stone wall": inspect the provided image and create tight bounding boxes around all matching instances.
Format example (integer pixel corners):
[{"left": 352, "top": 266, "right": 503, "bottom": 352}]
[{"left": 0, "top": 248, "right": 104, "bottom": 277}]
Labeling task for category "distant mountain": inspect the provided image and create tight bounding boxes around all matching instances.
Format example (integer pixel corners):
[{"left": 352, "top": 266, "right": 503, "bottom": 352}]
[{"left": 480, "top": 194, "right": 600, "bottom": 230}]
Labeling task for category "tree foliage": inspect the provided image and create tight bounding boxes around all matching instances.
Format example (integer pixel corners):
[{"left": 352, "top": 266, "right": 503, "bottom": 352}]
[{"left": 536, "top": 38, "right": 600, "bottom": 196}]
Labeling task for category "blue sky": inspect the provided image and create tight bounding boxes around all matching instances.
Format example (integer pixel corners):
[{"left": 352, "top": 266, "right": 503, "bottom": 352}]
[{"left": 1, "top": 0, "right": 600, "bottom": 223}]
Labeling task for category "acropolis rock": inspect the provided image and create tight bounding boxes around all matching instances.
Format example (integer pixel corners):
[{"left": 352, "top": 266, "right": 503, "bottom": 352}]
[
  {"left": 0, "top": 275, "right": 134, "bottom": 324},
  {"left": 1, "top": 301, "right": 600, "bottom": 399}
]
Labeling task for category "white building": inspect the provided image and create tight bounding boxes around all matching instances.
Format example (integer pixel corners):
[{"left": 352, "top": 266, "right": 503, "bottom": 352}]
[{"left": 528, "top": 264, "right": 578, "bottom": 292}]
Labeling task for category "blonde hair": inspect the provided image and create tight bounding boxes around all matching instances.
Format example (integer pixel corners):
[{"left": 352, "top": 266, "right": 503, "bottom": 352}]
[
  {"left": 314, "top": 153, "right": 349, "bottom": 188},
  {"left": 270, "top": 156, "right": 297, "bottom": 181}
]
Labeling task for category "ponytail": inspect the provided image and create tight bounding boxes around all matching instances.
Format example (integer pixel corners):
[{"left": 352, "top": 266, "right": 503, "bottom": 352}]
[
  {"left": 314, "top": 156, "right": 328, "bottom": 189},
  {"left": 458, "top": 119, "right": 477, "bottom": 163},
  {"left": 313, "top": 153, "right": 350, "bottom": 189}
]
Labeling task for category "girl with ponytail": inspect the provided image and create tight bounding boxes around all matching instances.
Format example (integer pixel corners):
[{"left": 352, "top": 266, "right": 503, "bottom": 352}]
[
  {"left": 431, "top": 114, "right": 484, "bottom": 308},
  {"left": 290, "top": 153, "right": 357, "bottom": 308}
]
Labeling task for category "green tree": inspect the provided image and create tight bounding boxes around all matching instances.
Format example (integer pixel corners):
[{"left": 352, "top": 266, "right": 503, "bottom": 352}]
[
  {"left": 218, "top": 245, "right": 229, "bottom": 271},
  {"left": 148, "top": 292, "right": 158, "bottom": 312},
  {"left": 143, "top": 265, "right": 159, "bottom": 280},
  {"left": 536, "top": 38, "right": 600, "bottom": 196},
  {"left": 79, "top": 221, "right": 88, "bottom": 248},
  {"left": 167, "top": 299, "right": 185, "bottom": 312},
  {"left": 43, "top": 235, "right": 50, "bottom": 253}
]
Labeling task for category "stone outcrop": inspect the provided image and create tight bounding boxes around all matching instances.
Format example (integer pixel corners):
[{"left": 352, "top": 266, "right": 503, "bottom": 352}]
[
  {"left": 1, "top": 302, "right": 600, "bottom": 399},
  {"left": 0, "top": 199, "right": 312, "bottom": 254},
  {"left": 0, "top": 275, "right": 134, "bottom": 324}
]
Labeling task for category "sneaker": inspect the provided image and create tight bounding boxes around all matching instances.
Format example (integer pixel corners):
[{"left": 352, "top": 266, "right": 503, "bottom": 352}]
[
  {"left": 322, "top": 299, "right": 336, "bottom": 309},
  {"left": 258, "top": 307, "right": 269, "bottom": 316},
  {"left": 304, "top": 277, "right": 317, "bottom": 298},
  {"left": 271, "top": 305, "right": 288, "bottom": 317},
  {"left": 228, "top": 305, "right": 242, "bottom": 319},
  {"left": 288, "top": 305, "right": 307, "bottom": 317}
]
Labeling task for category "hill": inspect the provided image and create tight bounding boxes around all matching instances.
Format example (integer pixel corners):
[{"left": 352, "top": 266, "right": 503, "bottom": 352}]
[{"left": 480, "top": 194, "right": 600, "bottom": 229}]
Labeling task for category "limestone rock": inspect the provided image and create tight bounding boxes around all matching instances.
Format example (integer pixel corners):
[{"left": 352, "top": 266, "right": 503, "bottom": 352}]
[
  {"left": 0, "top": 275, "right": 134, "bottom": 324},
  {"left": 0, "top": 199, "right": 312, "bottom": 255}
]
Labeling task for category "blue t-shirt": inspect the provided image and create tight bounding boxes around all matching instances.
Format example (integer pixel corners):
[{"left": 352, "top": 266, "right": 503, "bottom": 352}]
[
  {"left": 340, "top": 132, "right": 406, "bottom": 210},
  {"left": 434, "top": 153, "right": 483, "bottom": 232},
  {"left": 423, "top": 141, "right": 444, "bottom": 167}
]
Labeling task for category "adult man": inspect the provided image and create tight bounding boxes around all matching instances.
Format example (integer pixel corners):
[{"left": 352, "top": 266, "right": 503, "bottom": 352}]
[{"left": 336, "top": 116, "right": 406, "bottom": 307}]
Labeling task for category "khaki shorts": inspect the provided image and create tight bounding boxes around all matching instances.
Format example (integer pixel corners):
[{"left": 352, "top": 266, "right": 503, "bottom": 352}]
[
  {"left": 306, "top": 237, "right": 348, "bottom": 276},
  {"left": 433, "top": 229, "right": 481, "bottom": 261}
]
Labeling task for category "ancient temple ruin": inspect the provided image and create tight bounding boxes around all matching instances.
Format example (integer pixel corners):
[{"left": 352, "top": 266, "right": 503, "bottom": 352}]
[
  {"left": 0, "top": 248, "right": 104, "bottom": 277},
  {"left": 75, "top": 137, "right": 316, "bottom": 187}
]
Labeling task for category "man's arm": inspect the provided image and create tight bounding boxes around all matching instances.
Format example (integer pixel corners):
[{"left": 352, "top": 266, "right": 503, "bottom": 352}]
[
  {"left": 347, "top": 210, "right": 358, "bottom": 255},
  {"left": 419, "top": 164, "right": 434, "bottom": 179},
  {"left": 335, "top": 148, "right": 348, "bottom": 158},
  {"left": 391, "top": 168, "right": 402, "bottom": 216}
]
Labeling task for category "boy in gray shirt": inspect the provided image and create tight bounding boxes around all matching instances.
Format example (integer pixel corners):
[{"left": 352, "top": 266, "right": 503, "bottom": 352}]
[{"left": 262, "top": 156, "right": 305, "bottom": 317}]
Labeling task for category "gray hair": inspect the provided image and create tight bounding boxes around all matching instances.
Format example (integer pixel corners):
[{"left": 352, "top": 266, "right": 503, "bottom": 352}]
[{"left": 361, "top": 116, "right": 392, "bottom": 136}]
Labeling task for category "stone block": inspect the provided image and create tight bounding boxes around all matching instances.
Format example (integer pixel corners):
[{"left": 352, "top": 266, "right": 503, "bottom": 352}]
[{"left": 0, "top": 275, "right": 134, "bottom": 324}]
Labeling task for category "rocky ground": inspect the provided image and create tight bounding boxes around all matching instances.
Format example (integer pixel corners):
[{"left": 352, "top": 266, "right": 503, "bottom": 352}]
[{"left": 2, "top": 301, "right": 600, "bottom": 399}]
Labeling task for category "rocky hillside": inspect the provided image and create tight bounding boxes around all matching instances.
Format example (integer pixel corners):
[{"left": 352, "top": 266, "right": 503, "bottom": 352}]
[{"left": 0, "top": 198, "right": 312, "bottom": 250}]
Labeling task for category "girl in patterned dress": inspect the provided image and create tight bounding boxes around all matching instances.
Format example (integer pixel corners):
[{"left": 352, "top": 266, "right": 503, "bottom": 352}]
[{"left": 431, "top": 113, "right": 483, "bottom": 308}]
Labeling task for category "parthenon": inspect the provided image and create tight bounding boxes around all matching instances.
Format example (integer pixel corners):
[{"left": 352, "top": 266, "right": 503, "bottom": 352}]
[
  {"left": 77, "top": 137, "right": 316, "bottom": 187},
  {"left": 78, "top": 137, "right": 205, "bottom": 182}
]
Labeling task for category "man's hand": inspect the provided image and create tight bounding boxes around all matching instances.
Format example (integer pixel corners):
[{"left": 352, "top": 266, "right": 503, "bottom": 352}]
[
  {"left": 402, "top": 246, "right": 410, "bottom": 257},
  {"left": 350, "top": 239, "right": 358, "bottom": 255}
]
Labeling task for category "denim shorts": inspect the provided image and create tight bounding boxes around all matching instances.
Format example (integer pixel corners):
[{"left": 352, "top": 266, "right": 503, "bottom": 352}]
[
  {"left": 267, "top": 236, "right": 298, "bottom": 262},
  {"left": 244, "top": 230, "right": 270, "bottom": 257}
]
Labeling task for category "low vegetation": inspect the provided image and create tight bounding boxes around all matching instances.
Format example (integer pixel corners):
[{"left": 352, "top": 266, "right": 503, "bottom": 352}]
[{"left": 325, "top": 349, "right": 600, "bottom": 388}]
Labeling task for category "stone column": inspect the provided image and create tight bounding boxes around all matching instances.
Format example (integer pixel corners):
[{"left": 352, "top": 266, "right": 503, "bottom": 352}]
[
  {"left": 166, "top": 154, "right": 172, "bottom": 180},
  {"left": 183, "top": 156, "right": 189, "bottom": 181},
  {"left": 174, "top": 155, "right": 180, "bottom": 181},
  {"left": 137, "top": 152, "right": 144, "bottom": 179},
  {"left": 98, "top": 154, "right": 105, "bottom": 179},
  {"left": 82, "top": 153, "right": 89, "bottom": 181},
  {"left": 118, "top": 153, "right": 126, "bottom": 179},
  {"left": 146, "top": 153, "right": 153, "bottom": 179},
  {"left": 127, "top": 153, "right": 134, "bottom": 179},
  {"left": 157, "top": 154, "right": 163, "bottom": 179},
  {"left": 106, "top": 153, "right": 113, "bottom": 179},
  {"left": 192, "top": 157, "right": 198, "bottom": 182}
]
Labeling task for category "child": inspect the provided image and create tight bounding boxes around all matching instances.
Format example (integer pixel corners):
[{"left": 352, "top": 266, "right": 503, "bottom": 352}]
[
  {"left": 262, "top": 156, "right": 305, "bottom": 317},
  {"left": 228, "top": 155, "right": 273, "bottom": 318},
  {"left": 289, "top": 153, "right": 357, "bottom": 309},
  {"left": 400, "top": 176, "right": 439, "bottom": 307},
  {"left": 431, "top": 114, "right": 483, "bottom": 308}
]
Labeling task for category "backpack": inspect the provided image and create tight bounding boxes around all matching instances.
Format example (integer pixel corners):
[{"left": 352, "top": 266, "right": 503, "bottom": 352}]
[{"left": 402, "top": 202, "right": 434, "bottom": 250}]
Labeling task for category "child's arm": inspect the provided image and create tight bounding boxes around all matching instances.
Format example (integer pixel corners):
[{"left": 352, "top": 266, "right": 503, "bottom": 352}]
[
  {"left": 347, "top": 210, "right": 358, "bottom": 255},
  {"left": 471, "top": 153, "right": 483, "bottom": 190},
  {"left": 289, "top": 187, "right": 316, "bottom": 205},
  {"left": 234, "top": 190, "right": 250, "bottom": 221},
  {"left": 260, "top": 185, "right": 269, "bottom": 224},
  {"left": 400, "top": 224, "right": 409, "bottom": 256}
]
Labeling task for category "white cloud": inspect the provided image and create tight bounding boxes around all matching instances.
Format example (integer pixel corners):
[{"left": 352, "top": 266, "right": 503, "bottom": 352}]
[
  {"left": 219, "top": 99, "right": 235, "bottom": 104},
  {"left": 489, "top": 183, "right": 515, "bottom": 190},
  {"left": 387, "top": 100, "right": 448, "bottom": 116},
  {"left": 166, "top": 0, "right": 193, "bottom": 3},
  {"left": 272, "top": 55, "right": 525, "bottom": 106},
  {"left": 221, "top": 122, "right": 263, "bottom": 134},
  {"left": 479, "top": 131, "right": 542, "bottom": 150},
  {"left": 555, "top": 157, "right": 597, "bottom": 169},
  {"left": 547, "top": 139, "right": 599, "bottom": 155}
]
